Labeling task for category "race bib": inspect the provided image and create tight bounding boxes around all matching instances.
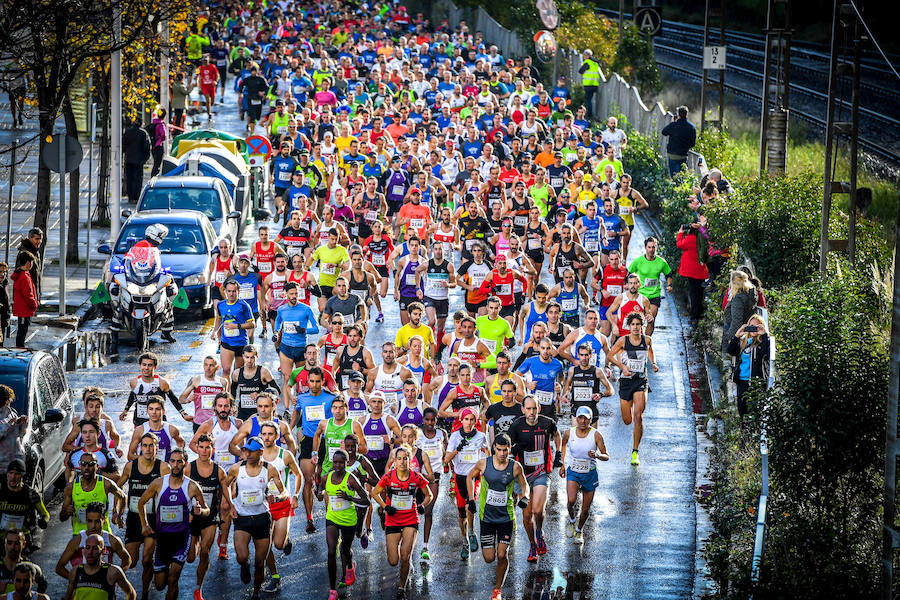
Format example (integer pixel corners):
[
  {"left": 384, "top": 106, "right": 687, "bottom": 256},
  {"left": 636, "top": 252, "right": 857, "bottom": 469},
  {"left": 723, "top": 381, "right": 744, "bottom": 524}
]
[
  {"left": 250, "top": 99, "right": 262, "bottom": 106},
  {"left": 482, "top": 339, "right": 497, "bottom": 354},
  {"left": 573, "top": 387, "right": 592, "bottom": 402},
  {"left": 365, "top": 210, "right": 378, "bottom": 222},
  {"left": 485, "top": 488, "right": 508, "bottom": 506},
  {"left": 239, "top": 286, "right": 255, "bottom": 300},
  {"left": 643, "top": 278, "right": 659, "bottom": 289},
  {"left": 201, "top": 394, "right": 216, "bottom": 409},
  {"left": 625, "top": 358, "right": 646, "bottom": 374},
  {"left": 496, "top": 284, "right": 511, "bottom": 296},
  {"left": 527, "top": 238, "right": 542, "bottom": 250},
  {"left": 305, "top": 404, "right": 326, "bottom": 421},
  {"left": 278, "top": 170, "right": 291, "bottom": 182},
  {"left": 424, "top": 446, "right": 439, "bottom": 458},
  {"left": 561, "top": 298, "right": 577, "bottom": 312},
  {"left": 341, "top": 375, "right": 350, "bottom": 389},
  {"left": 350, "top": 288, "right": 367, "bottom": 300},
  {"left": 77, "top": 508, "right": 87, "bottom": 524},
  {"left": 470, "top": 273, "right": 486, "bottom": 289},
  {"left": 348, "top": 409, "right": 367, "bottom": 420},
  {"left": 585, "top": 240, "right": 598, "bottom": 252},
  {"left": 620, "top": 205, "right": 632, "bottom": 214},
  {"left": 341, "top": 312, "right": 356, "bottom": 325},
  {"left": 391, "top": 185, "right": 405, "bottom": 196},
  {"left": 216, "top": 450, "right": 235, "bottom": 466},
  {"left": 128, "top": 496, "right": 150, "bottom": 515},
  {"left": 240, "top": 393, "right": 256, "bottom": 408},
  {"left": 0, "top": 513, "right": 24, "bottom": 530},
  {"left": 277, "top": 126, "right": 288, "bottom": 134},
  {"left": 405, "top": 274, "right": 417, "bottom": 287},
  {"left": 607, "top": 285, "right": 622, "bottom": 296},
  {"left": 157, "top": 448, "right": 167, "bottom": 461},
  {"left": 514, "top": 215, "right": 528, "bottom": 227},
  {"left": 202, "top": 491, "right": 214, "bottom": 507},
  {"left": 240, "top": 490, "right": 263, "bottom": 506},
  {"left": 136, "top": 404, "right": 149, "bottom": 419},
  {"left": 557, "top": 266, "right": 569, "bottom": 277},
  {"left": 411, "top": 218, "right": 425, "bottom": 230},
  {"left": 365, "top": 435, "right": 384, "bottom": 451},
  {"left": 329, "top": 495, "right": 351, "bottom": 511},
  {"left": 159, "top": 505, "right": 183, "bottom": 523},
  {"left": 460, "top": 451, "right": 479, "bottom": 463},
  {"left": 258, "top": 261, "right": 273, "bottom": 273},
  {"left": 535, "top": 389, "right": 555, "bottom": 405},
  {"left": 282, "top": 321, "right": 299, "bottom": 334},
  {"left": 570, "top": 458, "right": 592, "bottom": 473},
  {"left": 273, "top": 288, "right": 287, "bottom": 300},
  {"left": 391, "top": 494, "right": 413, "bottom": 510},
  {"left": 524, "top": 450, "right": 543, "bottom": 466},
  {"left": 224, "top": 323, "right": 240, "bottom": 338},
  {"left": 322, "top": 263, "right": 338, "bottom": 275},
  {"left": 372, "top": 253, "right": 386, "bottom": 266},
  {"left": 215, "top": 270, "right": 228, "bottom": 284}
]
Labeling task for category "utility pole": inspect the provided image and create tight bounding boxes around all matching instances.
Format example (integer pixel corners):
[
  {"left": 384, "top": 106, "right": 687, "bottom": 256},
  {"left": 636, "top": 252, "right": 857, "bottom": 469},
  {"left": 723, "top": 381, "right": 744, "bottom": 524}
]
[
  {"left": 699, "top": 0, "right": 726, "bottom": 133},
  {"left": 758, "top": 0, "right": 791, "bottom": 175},
  {"left": 160, "top": 12, "right": 170, "bottom": 155},
  {"left": 818, "top": 0, "right": 862, "bottom": 274},
  {"left": 110, "top": 3, "right": 123, "bottom": 240},
  {"left": 884, "top": 190, "right": 900, "bottom": 600}
]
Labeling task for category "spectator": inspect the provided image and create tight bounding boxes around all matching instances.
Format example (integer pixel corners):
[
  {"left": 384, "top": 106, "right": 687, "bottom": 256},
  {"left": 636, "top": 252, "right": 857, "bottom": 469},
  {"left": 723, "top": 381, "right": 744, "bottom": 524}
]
[
  {"left": 0, "top": 385, "right": 26, "bottom": 474},
  {"left": 701, "top": 168, "right": 733, "bottom": 196},
  {"left": 676, "top": 222, "right": 709, "bottom": 322},
  {"left": 149, "top": 108, "right": 168, "bottom": 177},
  {"left": 661, "top": 106, "right": 697, "bottom": 176},
  {"left": 0, "top": 262, "right": 9, "bottom": 342},
  {"left": 14, "top": 227, "right": 42, "bottom": 300},
  {"left": 12, "top": 253, "right": 37, "bottom": 348},
  {"left": 122, "top": 119, "right": 151, "bottom": 204},
  {"left": 578, "top": 49, "right": 600, "bottom": 119},
  {"left": 726, "top": 314, "right": 771, "bottom": 418},
  {"left": 721, "top": 265, "right": 767, "bottom": 310},
  {"left": 171, "top": 71, "right": 193, "bottom": 131},
  {"left": 722, "top": 270, "right": 757, "bottom": 353}
]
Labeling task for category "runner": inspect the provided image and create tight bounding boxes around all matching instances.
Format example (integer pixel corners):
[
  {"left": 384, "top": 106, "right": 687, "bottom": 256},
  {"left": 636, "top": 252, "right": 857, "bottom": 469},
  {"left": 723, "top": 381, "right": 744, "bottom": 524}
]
[
  {"left": 606, "top": 273, "right": 653, "bottom": 340},
  {"left": 62, "top": 390, "right": 122, "bottom": 457},
  {"left": 593, "top": 248, "right": 628, "bottom": 336},
  {"left": 457, "top": 242, "right": 493, "bottom": 318},
  {"left": 466, "top": 434, "right": 529, "bottom": 600},
  {"left": 507, "top": 397, "right": 562, "bottom": 562},
  {"left": 209, "top": 280, "right": 255, "bottom": 379},
  {"left": 474, "top": 297, "right": 516, "bottom": 370},
  {"left": 559, "top": 407, "right": 610, "bottom": 543},
  {"left": 126, "top": 399, "right": 185, "bottom": 464},
  {"left": 444, "top": 408, "right": 489, "bottom": 559},
  {"left": 60, "top": 451, "right": 126, "bottom": 536},
  {"left": 274, "top": 282, "right": 320, "bottom": 413},
  {"left": 562, "top": 344, "right": 614, "bottom": 426},
  {"left": 448, "top": 318, "right": 493, "bottom": 387},
  {"left": 230, "top": 392, "right": 297, "bottom": 457},
  {"left": 393, "top": 236, "right": 425, "bottom": 325},
  {"left": 307, "top": 228, "right": 351, "bottom": 313},
  {"left": 548, "top": 268, "right": 590, "bottom": 329},
  {"left": 63, "top": 534, "right": 134, "bottom": 600},
  {"left": 361, "top": 220, "right": 393, "bottom": 322},
  {"left": 516, "top": 339, "right": 566, "bottom": 419},
  {"left": 394, "top": 302, "right": 437, "bottom": 361},
  {"left": 184, "top": 435, "right": 228, "bottom": 600},
  {"left": 260, "top": 253, "right": 289, "bottom": 341},
  {"left": 54, "top": 502, "right": 130, "bottom": 579},
  {"left": 367, "top": 342, "right": 413, "bottom": 414},
  {"left": 414, "top": 407, "right": 446, "bottom": 560},
  {"left": 321, "top": 277, "right": 367, "bottom": 335},
  {"left": 311, "top": 396, "right": 368, "bottom": 485},
  {"left": 484, "top": 381, "right": 525, "bottom": 443},
  {"left": 7, "top": 562, "right": 49, "bottom": 600},
  {"left": 317, "top": 314, "right": 348, "bottom": 378},
  {"left": 358, "top": 391, "right": 402, "bottom": 542},
  {"left": 179, "top": 357, "right": 229, "bottom": 433},
  {"left": 232, "top": 255, "right": 262, "bottom": 338},
  {"left": 120, "top": 353, "right": 187, "bottom": 428},
  {"left": 221, "top": 438, "right": 287, "bottom": 600},
  {"left": 607, "top": 312, "right": 659, "bottom": 465},
  {"left": 627, "top": 236, "right": 672, "bottom": 336},
  {"left": 136, "top": 449, "right": 209, "bottom": 600},
  {"left": 115, "top": 433, "right": 167, "bottom": 600},
  {"left": 371, "top": 444, "right": 432, "bottom": 599},
  {"left": 343, "top": 246, "right": 383, "bottom": 326},
  {"left": 65, "top": 419, "right": 118, "bottom": 479},
  {"left": 558, "top": 309, "right": 612, "bottom": 372},
  {"left": 229, "top": 345, "right": 279, "bottom": 422}
]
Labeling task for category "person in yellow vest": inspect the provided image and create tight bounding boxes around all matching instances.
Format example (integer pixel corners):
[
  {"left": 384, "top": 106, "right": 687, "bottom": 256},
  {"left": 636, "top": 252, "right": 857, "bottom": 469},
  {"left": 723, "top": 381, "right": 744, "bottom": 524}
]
[
  {"left": 60, "top": 452, "right": 126, "bottom": 534},
  {"left": 185, "top": 31, "right": 210, "bottom": 73},
  {"left": 265, "top": 99, "right": 292, "bottom": 141},
  {"left": 578, "top": 49, "right": 601, "bottom": 119}
]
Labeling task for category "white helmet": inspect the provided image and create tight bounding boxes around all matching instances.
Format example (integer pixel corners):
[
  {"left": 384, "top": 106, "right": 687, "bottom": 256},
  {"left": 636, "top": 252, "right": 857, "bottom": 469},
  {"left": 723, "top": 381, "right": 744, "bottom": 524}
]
[{"left": 144, "top": 224, "right": 169, "bottom": 245}]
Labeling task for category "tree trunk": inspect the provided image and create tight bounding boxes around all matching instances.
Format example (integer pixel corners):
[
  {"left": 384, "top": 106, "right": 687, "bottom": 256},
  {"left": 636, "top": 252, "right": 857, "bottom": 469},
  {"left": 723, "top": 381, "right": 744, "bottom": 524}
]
[
  {"left": 63, "top": 94, "right": 80, "bottom": 263},
  {"left": 34, "top": 108, "right": 55, "bottom": 267},
  {"left": 96, "top": 69, "right": 111, "bottom": 226}
]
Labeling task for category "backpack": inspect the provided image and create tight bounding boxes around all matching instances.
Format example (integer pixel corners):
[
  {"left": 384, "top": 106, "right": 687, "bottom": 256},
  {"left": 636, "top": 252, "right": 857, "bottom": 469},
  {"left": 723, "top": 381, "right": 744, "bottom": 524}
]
[
  {"left": 144, "top": 122, "right": 157, "bottom": 147},
  {"left": 696, "top": 230, "right": 710, "bottom": 264}
]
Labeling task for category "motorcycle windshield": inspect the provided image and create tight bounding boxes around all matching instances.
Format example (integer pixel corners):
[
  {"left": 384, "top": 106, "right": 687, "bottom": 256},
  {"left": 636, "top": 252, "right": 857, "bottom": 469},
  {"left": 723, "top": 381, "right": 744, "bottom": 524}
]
[{"left": 124, "top": 245, "right": 161, "bottom": 285}]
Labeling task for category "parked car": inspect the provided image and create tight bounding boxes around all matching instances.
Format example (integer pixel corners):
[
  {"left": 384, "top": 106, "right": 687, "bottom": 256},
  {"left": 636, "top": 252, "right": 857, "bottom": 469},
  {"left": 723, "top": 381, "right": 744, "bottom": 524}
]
[
  {"left": 99, "top": 211, "right": 218, "bottom": 311},
  {"left": 125, "top": 176, "right": 242, "bottom": 243},
  {"left": 0, "top": 348, "right": 73, "bottom": 499}
]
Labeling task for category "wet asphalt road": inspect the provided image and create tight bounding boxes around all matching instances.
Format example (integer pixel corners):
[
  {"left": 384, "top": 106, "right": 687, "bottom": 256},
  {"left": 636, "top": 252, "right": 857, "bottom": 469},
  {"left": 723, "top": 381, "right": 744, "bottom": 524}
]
[{"left": 27, "top": 87, "right": 698, "bottom": 600}]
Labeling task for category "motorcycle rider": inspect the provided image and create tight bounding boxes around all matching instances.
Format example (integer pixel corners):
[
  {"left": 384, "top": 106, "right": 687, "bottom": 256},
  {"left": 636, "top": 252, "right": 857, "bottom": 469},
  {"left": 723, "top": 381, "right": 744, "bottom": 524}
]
[{"left": 120, "top": 224, "right": 177, "bottom": 343}]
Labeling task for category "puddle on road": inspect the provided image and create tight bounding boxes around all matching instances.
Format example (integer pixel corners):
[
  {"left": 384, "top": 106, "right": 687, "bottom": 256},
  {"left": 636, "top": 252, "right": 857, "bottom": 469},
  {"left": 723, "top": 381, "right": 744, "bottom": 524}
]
[{"left": 522, "top": 568, "right": 594, "bottom": 599}]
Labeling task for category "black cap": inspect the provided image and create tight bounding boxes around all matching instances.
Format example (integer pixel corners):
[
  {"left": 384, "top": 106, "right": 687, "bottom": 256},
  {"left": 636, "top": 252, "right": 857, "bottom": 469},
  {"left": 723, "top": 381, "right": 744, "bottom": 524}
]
[
  {"left": 553, "top": 151, "right": 563, "bottom": 158},
  {"left": 7, "top": 459, "right": 26, "bottom": 473},
  {"left": 348, "top": 371, "right": 365, "bottom": 382}
]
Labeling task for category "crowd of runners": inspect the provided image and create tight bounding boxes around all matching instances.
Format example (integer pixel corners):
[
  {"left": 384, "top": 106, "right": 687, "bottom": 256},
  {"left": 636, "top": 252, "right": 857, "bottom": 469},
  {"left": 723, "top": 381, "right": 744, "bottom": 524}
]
[{"left": 0, "top": 1, "right": 687, "bottom": 599}]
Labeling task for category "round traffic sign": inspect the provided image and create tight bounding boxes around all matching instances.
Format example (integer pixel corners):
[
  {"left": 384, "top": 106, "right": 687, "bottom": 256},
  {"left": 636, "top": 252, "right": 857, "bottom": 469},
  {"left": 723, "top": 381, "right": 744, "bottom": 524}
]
[
  {"left": 246, "top": 134, "right": 273, "bottom": 159},
  {"left": 635, "top": 7, "right": 662, "bottom": 36},
  {"left": 536, "top": 0, "right": 559, "bottom": 30}
]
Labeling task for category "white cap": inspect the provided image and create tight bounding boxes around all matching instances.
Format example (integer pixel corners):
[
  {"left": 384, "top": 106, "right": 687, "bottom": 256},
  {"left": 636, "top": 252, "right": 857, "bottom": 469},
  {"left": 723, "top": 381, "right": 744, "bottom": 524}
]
[{"left": 575, "top": 406, "right": 593, "bottom": 419}]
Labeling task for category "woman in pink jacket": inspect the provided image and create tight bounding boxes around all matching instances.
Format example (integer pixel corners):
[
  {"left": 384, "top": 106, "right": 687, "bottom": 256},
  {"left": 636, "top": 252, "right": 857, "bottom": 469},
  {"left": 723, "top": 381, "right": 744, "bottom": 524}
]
[
  {"left": 676, "top": 223, "right": 709, "bottom": 322},
  {"left": 12, "top": 253, "right": 37, "bottom": 347}
]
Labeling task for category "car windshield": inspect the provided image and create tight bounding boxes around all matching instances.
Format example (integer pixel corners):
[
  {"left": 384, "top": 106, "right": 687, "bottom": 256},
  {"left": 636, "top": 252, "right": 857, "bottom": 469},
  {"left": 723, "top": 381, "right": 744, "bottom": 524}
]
[
  {"left": 115, "top": 223, "right": 208, "bottom": 255},
  {"left": 139, "top": 187, "right": 222, "bottom": 220}
]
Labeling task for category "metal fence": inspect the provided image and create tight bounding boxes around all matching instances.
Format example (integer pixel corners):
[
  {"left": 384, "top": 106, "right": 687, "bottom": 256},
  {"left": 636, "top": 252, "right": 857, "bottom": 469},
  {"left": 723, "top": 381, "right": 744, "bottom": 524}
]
[{"left": 423, "top": 0, "right": 527, "bottom": 59}]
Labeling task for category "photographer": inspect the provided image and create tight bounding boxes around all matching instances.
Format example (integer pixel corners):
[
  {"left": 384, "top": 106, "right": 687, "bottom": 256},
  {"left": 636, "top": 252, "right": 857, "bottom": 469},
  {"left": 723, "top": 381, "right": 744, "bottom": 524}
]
[
  {"left": 726, "top": 315, "right": 771, "bottom": 418},
  {"left": 661, "top": 106, "right": 697, "bottom": 176},
  {"left": 676, "top": 218, "right": 709, "bottom": 323}
]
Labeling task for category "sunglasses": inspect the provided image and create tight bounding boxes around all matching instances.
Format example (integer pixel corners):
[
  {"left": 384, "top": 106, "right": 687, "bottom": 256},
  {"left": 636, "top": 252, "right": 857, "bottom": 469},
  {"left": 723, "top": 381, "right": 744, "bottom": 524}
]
[
  {"left": 331, "top": 320, "right": 344, "bottom": 325},
  {"left": 80, "top": 461, "right": 98, "bottom": 467}
]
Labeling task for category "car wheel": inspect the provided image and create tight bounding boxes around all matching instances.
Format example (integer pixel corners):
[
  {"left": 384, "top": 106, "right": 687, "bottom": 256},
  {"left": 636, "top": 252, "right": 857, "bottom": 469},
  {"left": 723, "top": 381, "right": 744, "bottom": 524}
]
[{"left": 29, "top": 463, "right": 45, "bottom": 499}]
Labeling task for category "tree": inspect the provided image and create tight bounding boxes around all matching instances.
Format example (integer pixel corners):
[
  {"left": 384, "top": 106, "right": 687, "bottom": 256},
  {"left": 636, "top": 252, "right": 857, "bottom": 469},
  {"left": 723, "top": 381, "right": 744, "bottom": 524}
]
[{"left": 0, "top": 0, "right": 193, "bottom": 262}]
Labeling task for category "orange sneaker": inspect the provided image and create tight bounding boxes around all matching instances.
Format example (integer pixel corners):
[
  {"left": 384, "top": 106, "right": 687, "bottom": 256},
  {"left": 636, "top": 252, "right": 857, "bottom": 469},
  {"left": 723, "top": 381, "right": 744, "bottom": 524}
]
[{"left": 193, "top": 589, "right": 204, "bottom": 600}]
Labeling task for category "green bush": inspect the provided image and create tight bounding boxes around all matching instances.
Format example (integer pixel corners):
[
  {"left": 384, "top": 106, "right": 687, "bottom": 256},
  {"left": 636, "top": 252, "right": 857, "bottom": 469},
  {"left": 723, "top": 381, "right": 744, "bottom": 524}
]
[
  {"left": 695, "top": 127, "right": 737, "bottom": 180},
  {"left": 611, "top": 22, "right": 661, "bottom": 95}
]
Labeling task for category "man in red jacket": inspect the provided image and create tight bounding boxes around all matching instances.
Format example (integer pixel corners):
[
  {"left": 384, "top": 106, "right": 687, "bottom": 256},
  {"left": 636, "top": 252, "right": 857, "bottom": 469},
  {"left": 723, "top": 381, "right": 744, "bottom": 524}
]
[
  {"left": 676, "top": 223, "right": 709, "bottom": 322},
  {"left": 12, "top": 253, "right": 37, "bottom": 347}
]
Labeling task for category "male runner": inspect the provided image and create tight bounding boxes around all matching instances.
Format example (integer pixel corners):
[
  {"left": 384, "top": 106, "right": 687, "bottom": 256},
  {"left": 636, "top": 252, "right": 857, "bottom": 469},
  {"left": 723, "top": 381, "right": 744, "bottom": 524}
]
[
  {"left": 559, "top": 407, "right": 609, "bottom": 543},
  {"left": 55, "top": 503, "right": 130, "bottom": 579},
  {"left": 562, "top": 343, "right": 614, "bottom": 425},
  {"left": 184, "top": 435, "right": 228, "bottom": 600},
  {"left": 127, "top": 399, "right": 185, "bottom": 463},
  {"left": 120, "top": 353, "right": 188, "bottom": 427},
  {"left": 179, "top": 356, "right": 229, "bottom": 433},
  {"left": 627, "top": 236, "right": 672, "bottom": 336},
  {"left": 230, "top": 345, "right": 279, "bottom": 421},
  {"left": 63, "top": 533, "right": 135, "bottom": 600},
  {"left": 516, "top": 339, "right": 566, "bottom": 419}
]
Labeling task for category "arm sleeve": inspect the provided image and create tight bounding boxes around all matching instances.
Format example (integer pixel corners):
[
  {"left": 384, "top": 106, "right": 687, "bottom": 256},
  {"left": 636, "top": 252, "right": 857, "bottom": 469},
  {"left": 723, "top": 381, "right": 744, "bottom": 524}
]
[
  {"left": 578, "top": 62, "right": 588, "bottom": 74},
  {"left": 304, "top": 306, "right": 320, "bottom": 335},
  {"left": 167, "top": 389, "right": 185, "bottom": 413},
  {"left": 661, "top": 122, "right": 674, "bottom": 136}
]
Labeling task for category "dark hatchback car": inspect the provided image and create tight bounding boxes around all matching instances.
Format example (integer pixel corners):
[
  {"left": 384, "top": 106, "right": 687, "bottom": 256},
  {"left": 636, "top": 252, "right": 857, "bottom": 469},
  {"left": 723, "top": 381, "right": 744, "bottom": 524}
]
[{"left": 0, "top": 348, "right": 74, "bottom": 498}]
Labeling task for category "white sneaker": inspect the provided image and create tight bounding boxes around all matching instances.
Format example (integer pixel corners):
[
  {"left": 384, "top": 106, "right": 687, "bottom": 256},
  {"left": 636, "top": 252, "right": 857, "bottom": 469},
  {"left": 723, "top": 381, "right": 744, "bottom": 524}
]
[
  {"left": 565, "top": 520, "right": 575, "bottom": 538},
  {"left": 573, "top": 530, "right": 584, "bottom": 545}
]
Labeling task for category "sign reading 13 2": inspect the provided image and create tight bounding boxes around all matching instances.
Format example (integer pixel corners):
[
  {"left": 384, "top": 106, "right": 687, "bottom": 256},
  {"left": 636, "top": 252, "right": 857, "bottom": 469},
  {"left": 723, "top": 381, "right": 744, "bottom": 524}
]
[{"left": 703, "top": 46, "right": 727, "bottom": 70}]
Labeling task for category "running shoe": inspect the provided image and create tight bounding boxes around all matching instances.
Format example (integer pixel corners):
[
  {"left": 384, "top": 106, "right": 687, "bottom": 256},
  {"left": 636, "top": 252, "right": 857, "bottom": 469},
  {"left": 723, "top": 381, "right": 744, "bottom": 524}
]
[
  {"left": 328, "top": 590, "right": 338, "bottom": 600},
  {"left": 366, "top": 528, "right": 374, "bottom": 545},
  {"left": 306, "top": 519, "right": 316, "bottom": 533},
  {"left": 376, "top": 312, "right": 384, "bottom": 323},
  {"left": 283, "top": 536, "right": 293, "bottom": 555},
  {"left": 574, "top": 530, "right": 584, "bottom": 545},
  {"left": 217, "top": 544, "right": 228, "bottom": 560},
  {"left": 631, "top": 450, "right": 640, "bottom": 466},
  {"left": 262, "top": 577, "right": 281, "bottom": 593},
  {"left": 527, "top": 543, "right": 538, "bottom": 563},
  {"left": 491, "top": 589, "right": 503, "bottom": 600},
  {"left": 345, "top": 562, "right": 356, "bottom": 586},
  {"left": 460, "top": 544, "right": 470, "bottom": 559},
  {"left": 193, "top": 589, "right": 204, "bottom": 600},
  {"left": 468, "top": 534, "right": 478, "bottom": 553},
  {"left": 240, "top": 562, "right": 251, "bottom": 584},
  {"left": 420, "top": 547, "right": 430, "bottom": 560},
  {"left": 536, "top": 530, "right": 548, "bottom": 555},
  {"left": 360, "top": 529, "right": 370, "bottom": 549},
  {"left": 566, "top": 520, "right": 576, "bottom": 538}
]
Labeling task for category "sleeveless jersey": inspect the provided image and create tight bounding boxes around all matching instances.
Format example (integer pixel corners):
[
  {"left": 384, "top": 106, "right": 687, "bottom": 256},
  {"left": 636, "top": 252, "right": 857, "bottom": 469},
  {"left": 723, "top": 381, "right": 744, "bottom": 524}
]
[{"left": 154, "top": 475, "right": 191, "bottom": 534}]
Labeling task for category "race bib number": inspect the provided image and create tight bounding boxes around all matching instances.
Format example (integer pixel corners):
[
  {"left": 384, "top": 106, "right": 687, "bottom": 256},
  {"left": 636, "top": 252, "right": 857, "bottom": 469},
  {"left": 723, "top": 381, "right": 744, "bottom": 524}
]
[
  {"left": 524, "top": 450, "right": 543, "bottom": 466},
  {"left": 282, "top": 321, "right": 299, "bottom": 334},
  {"left": 157, "top": 448, "right": 167, "bottom": 461},
  {"left": 273, "top": 288, "right": 287, "bottom": 300},
  {"left": 215, "top": 270, "right": 228, "bottom": 284},
  {"left": 258, "top": 261, "right": 273, "bottom": 273},
  {"left": 277, "top": 126, "right": 288, "bottom": 135},
  {"left": 278, "top": 170, "right": 291, "bottom": 182},
  {"left": 485, "top": 488, "right": 508, "bottom": 506},
  {"left": 391, "top": 494, "right": 413, "bottom": 510},
  {"left": 405, "top": 274, "right": 418, "bottom": 287},
  {"left": 348, "top": 409, "right": 367, "bottom": 420},
  {"left": 527, "top": 237, "right": 542, "bottom": 250},
  {"left": 159, "top": 505, "right": 183, "bottom": 523},
  {"left": 570, "top": 458, "right": 592, "bottom": 473},
  {"left": 202, "top": 492, "right": 214, "bottom": 507},
  {"left": 514, "top": 215, "right": 527, "bottom": 227},
  {"left": 128, "top": 496, "right": 150, "bottom": 515},
  {"left": 305, "top": 404, "right": 326, "bottom": 421},
  {"left": 329, "top": 495, "right": 351, "bottom": 511},
  {"left": 625, "top": 358, "right": 646, "bottom": 373},
  {"left": 607, "top": 285, "right": 622, "bottom": 296},
  {"left": 460, "top": 451, "right": 479, "bottom": 464},
  {"left": 424, "top": 446, "right": 439, "bottom": 458},
  {"left": 496, "top": 284, "right": 511, "bottom": 296},
  {"left": 365, "top": 435, "right": 384, "bottom": 451},
  {"left": 585, "top": 240, "right": 598, "bottom": 252},
  {"left": 240, "top": 393, "right": 256, "bottom": 408},
  {"left": 250, "top": 99, "right": 262, "bottom": 106},
  {"left": 620, "top": 205, "right": 632, "bottom": 215},
  {"left": 411, "top": 218, "right": 425, "bottom": 230},
  {"left": 350, "top": 288, "right": 367, "bottom": 300},
  {"left": 239, "top": 286, "right": 255, "bottom": 300},
  {"left": 136, "top": 403, "right": 149, "bottom": 419},
  {"left": 573, "top": 387, "right": 592, "bottom": 402},
  {"left": 391, "top": 185, "right": 405, "bottom": 196},
  {"left": 216, "top": 450, "right": 235, "bottom": 466},
  {"left": 470, "top": 273, "right": 486, "bottom": 289},
  {"left": 0, "top": 513, "right": 25, "bottom": 530},
  {"left": 535, "top": 389, "right": 555, "bottom": 405},
  {"left": 482, "top": 339, "right": 497, "bottom": 354},
  {"left": 365, "top": 210, "right": 378, "bottom": 222},
  {"left": 372, "top": 253, "right": 386, "bottom": 266},
  {"left": 561, "top": 298, "right": 577, "bottom": 312},
  {"left": 224, "top": 323, "right": 240, "bottom": 338},
  {"left": 465, "top": 239, "right": 477, "bottom": 251},
  {"left": 643, "top": 278, "right": 659, "bottom": 289},
  {"left": 240, "top": 490, "right": 263, "bottom": 506},
  {"left": 201, "top": 394, "right": 216, "bottom": 409}
]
